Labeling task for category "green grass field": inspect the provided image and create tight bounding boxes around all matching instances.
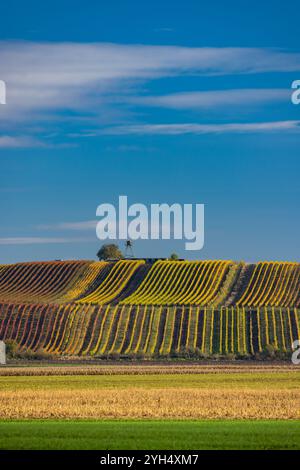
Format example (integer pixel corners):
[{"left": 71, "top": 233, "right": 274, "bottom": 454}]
[{"left": 0, "top": 420, "right": 299, "bottom": 450}]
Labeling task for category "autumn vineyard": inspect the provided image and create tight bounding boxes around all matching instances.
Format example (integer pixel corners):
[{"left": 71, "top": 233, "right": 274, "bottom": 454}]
[{"left": 0, "top": 259, "right": 299, "bottom": 358}]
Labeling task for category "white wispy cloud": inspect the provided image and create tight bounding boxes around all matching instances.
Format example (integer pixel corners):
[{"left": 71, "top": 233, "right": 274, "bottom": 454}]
[
  {"left": 0, "top": 135, "right": 45, "bottom": 148},
  {"left": 0, "top": 42, "right": 299, "bottom": 121},
  {"left": 38, "top": 220, "right": 97, "bottom": 231},
  {"left": 103, "top": 120, "right": 300, "bottom": 135},
  {"left": 0, "top": 41, "right": 299, "bottom": 145},
  {"left": 129, "top": 88, "right": 290, "bottom": 109},
  {"left": 37, "top": 217, "right": 171, "bottom": 236},
  {"left": 0, "top": 236, "right": 93, "bottom": 245}
]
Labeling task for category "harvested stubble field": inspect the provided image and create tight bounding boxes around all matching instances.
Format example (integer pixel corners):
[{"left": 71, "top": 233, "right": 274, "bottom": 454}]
[
  {"left": 0, "top": 365, "right": 299, "bottom": 420},
  {"left": 1, "top": 388, "right": 299, "bottom": 420},
  {"left": 0, "top": 363, "right": 297, "bottom": 376}
]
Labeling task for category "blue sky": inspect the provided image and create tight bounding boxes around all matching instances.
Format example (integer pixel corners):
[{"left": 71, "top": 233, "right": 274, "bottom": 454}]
[{"left": 0, "top": 0, "right": 300, "bottom": 263}]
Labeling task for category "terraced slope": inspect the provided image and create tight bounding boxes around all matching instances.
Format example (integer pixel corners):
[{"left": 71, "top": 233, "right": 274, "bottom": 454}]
[
  {"left": 60, "top": 261, "right": 108, "bottom": 302},
  {"left": 0, "top": 303, "right": 298, "bottom": 357},
  {"left": 0, "top": 261, "right": 90, "bottom": 304},
  {"left": 77, "top": 260, "right": 145, "bottom": 305},
  {"left": 234, "top": 262, "right": 300, "bottom": 307},
  {"left": 0, "top": 259, "right": 299, "bottom": 307},
  {"left": 121, "top": 260, "right": 234, "bottom": 305},
  {"left": 0, "top": 259, "right": 299, "bottom": 358}
]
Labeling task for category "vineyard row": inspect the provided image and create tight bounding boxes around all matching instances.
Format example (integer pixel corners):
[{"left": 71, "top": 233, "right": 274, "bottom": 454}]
[
  {"left": 0, "top": 260, "right": 299, "bottom": 307},
  {"left": 0, "top": 303, "right": 298, "bottom": 357}
]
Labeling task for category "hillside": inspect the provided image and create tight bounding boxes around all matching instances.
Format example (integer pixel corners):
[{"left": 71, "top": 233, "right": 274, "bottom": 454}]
[{"left": 0, "top": 259, "right": 299, "bottom": 358}]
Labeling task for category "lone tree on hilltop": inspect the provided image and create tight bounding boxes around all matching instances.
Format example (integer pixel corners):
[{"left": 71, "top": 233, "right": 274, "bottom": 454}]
[
  {"left": 97, "top": 244, "right": 123, "bottom": 260},
  {"left": 170, "top": 253, "right": 179, "bottom": 260}
]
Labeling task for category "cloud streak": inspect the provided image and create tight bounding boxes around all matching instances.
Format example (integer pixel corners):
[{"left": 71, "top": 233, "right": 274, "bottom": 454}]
[
  {"left": 129, "top": 88, "right": 290, "bottom": 109},
  {"left": 0, "top": 236, "right": 94, "bottom": 245},
  {"left": 38, "top": 221, "right": 97, "bottom": 231},
  {"left": 0, "top": 41, "right": 299, "bottom": 145},
  {"left": 1, "top": 42, "right": 299, "bottom": 120},
  {"left": 103, "top": 120, "right": 300, "bottom": 135},
  {"left": 0, "top": 135, "right": 45, "bottom": 148}
]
